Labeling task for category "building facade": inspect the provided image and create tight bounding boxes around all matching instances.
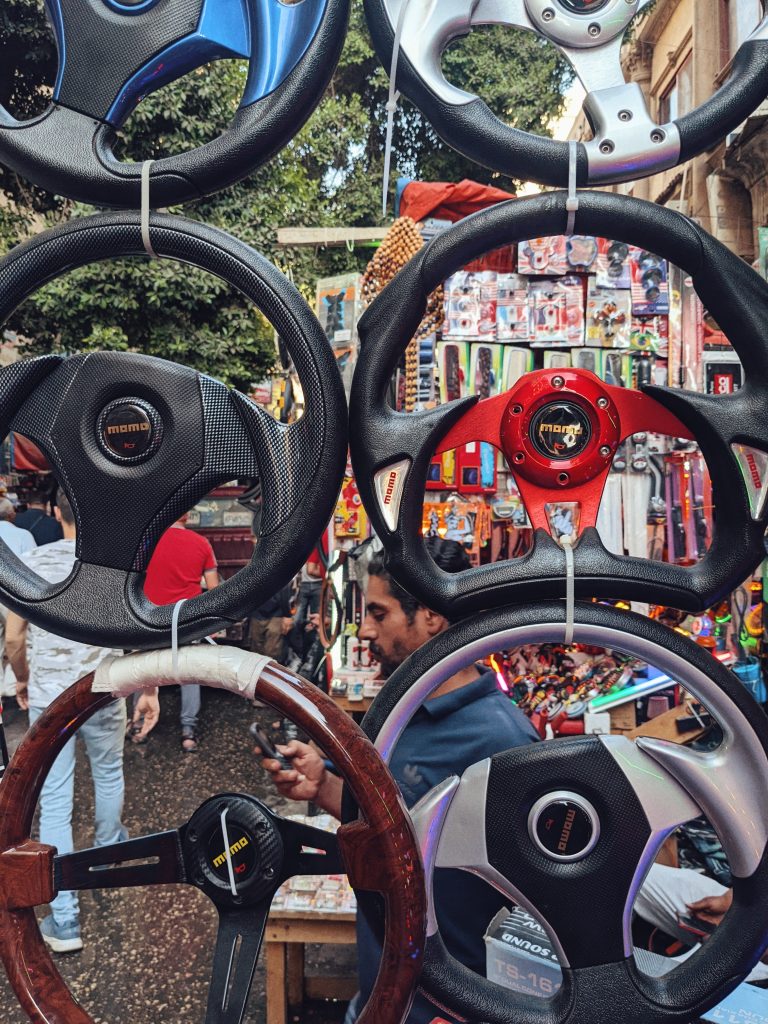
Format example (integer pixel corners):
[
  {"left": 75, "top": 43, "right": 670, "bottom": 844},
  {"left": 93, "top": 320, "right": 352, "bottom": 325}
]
[{"left": 570, "top": 0, "right": 767, "bottom": 264}]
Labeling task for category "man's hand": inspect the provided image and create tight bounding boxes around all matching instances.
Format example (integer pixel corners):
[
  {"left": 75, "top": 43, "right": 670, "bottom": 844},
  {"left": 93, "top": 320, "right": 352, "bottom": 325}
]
[
  {"left": 688, "top": 890, "right": 733, "bottom": 927},
  {"left": 132, "top": 689, "right": 160, "bottom": 741},
  {"left": 256, "top": 739, "right": 342, "bottom": 817},
  {"left": 281, "top": 617, "right": 293, "bottom": 636},
  {"left": 14, "top": 678, "right": 29, "bottom": 711}
]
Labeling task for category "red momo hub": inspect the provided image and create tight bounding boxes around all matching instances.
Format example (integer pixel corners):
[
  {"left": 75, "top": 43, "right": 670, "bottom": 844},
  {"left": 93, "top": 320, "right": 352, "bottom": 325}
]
[
  {"left": 436, "top": 367, "right": 692, "bottom": 534},
  {"left": 499, "top": 370, "right": 620, "bottom": 493}
]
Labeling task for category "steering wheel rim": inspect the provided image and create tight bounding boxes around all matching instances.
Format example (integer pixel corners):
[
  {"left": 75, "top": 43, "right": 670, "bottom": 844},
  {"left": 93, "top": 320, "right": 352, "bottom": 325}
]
[
  {"left": 0, "top": 0, "right": 349, "bottom": 208},
  {"left": 0, "top": 646, "right": 425, "bottom": 1024},
  {"left": 349, "top": 189, "right": 768, "bottom": 617},
  {"left": 364, "top": 0, "right": 768, "bottom": 187},
  {"left": 344, "top": 601, "right": 768, "bottom": 1024},
  {"left": 0, "top": 211, "right": 347, "bottom": 649}
]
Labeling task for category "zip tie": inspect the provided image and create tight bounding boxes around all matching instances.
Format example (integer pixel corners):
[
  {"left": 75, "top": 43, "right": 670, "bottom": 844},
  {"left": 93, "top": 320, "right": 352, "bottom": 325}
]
[
  {"left": 562, "top": 533, "right": 575, "bottom": 645},
  {"left": 141, "top": 160, "right": 158, "bottom": 259},
  {"left": 171, "top": 598, "right": 187, "bottom": 676},
  {"left": 381, "top": 0, "right": 411, "bottom": 217},
  {"left": 565, "top": 140, "right": 579, "bottom": 237}
]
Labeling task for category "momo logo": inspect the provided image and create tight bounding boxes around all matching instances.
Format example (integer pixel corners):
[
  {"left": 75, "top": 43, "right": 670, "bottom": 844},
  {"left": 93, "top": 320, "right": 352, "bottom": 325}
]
[
  {"left": 530, "top": 402, "right": 592, "bottom": 461},
  {"left": 746, "top": 452, "right": 763, "bottom": 490},
  {"left": 212, "top": 836, "right": 250, "bottom": 869},
  {"left": 97, "top": 398, "right": 160, "bottom": 461},
  {"left": 383, "top": 469, "right": 399, "bottom": 505},
  {"left": 530, "top": 794, "right": 598, "bottom": 862},
  {"left": 106, "top": 421, "right": 150, "bottom": 435},
  {"left": 558, "top": 807, "right": 577, "bottom": 853}
]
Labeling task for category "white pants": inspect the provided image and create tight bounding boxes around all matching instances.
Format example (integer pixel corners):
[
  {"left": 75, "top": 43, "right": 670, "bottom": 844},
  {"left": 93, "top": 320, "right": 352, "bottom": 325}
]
[{"left": 636, "top": 863, "right": 768, "bottom": 982}]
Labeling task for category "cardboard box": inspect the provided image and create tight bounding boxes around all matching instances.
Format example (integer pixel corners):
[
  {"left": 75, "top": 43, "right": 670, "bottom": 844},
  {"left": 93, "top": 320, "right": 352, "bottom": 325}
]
[{"left": 484, "top": 906, "right": 562, "bottom": 998}]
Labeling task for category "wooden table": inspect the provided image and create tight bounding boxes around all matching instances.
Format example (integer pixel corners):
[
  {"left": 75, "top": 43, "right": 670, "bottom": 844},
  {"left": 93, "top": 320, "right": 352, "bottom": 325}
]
[
  {"left": 330, "top": 693, "right": 375, "bottom": 715},
  {"left": 265, "top": 909, "right": 357, "bottom": 1024}
]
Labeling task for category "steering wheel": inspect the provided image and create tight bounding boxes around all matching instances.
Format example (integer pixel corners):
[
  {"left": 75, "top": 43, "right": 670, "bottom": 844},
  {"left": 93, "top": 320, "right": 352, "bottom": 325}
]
[
  {"left": 0, "top": 211, "right": 346, "bottom": 649},
  {"left": 345, "top": 601, "right": 768, "bottom": 1024},
  {"left": 349, "top": 189, "right": 768, "bottom": 618},
  {"left": 0, "top": 646, "right": 425, "bottom": 1024},
  {"left": 364, "top": 0, "right": 768, "bottom": 187},
  {"left": 0, "top": 0, "right": 348, "bottom": 208}
]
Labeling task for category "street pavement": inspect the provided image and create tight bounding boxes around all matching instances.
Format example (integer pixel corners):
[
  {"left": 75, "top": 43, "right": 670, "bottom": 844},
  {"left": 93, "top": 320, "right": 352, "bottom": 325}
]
[{"left": 0, "top": 686, "right": 353, "bottom": 1023}]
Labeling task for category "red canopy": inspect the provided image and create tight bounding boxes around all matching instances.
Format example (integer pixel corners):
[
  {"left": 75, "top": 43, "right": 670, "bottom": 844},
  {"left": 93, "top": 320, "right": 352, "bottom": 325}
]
[
  {"left": 12, "top": 433, "right": 50, "bottom": 472},
  {"left": 399, "top": 179, "right": 516, "bottom": 223}
]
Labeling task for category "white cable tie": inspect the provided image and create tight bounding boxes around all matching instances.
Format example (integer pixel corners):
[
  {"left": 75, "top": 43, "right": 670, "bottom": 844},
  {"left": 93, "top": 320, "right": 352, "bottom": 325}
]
[
  {"left": 565, "top": 140, "right": 579, "bottom": 237},
  {"left": 171, "top": 598, "right": 187, "bottom": 676},
  {"left": 219, "top": 806, "right": 239, "bottom": 897},
  {"left": 382, "top": 0, "right": 411, "bottom": 217},
  {"left": 204, "top": 635, "right": 217, "bottom": 646},
  {"left": 562, "top": 533, "right": 575, "bottom": 645},
  {"left": 141, "top": 160, "right": 158, "bottom": 259}
]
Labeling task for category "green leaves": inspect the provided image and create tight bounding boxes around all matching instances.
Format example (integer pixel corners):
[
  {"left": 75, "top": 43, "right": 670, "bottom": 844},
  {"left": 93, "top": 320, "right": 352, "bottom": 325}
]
[{"left": 0, "top": 0, "right": 570, "bottom": 390}]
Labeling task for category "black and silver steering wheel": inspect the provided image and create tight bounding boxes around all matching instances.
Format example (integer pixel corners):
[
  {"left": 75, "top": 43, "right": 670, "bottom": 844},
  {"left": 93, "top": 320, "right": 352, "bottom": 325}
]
[
  {"left": 348, "top": 602, "right": 768, "bottom": 1024},
  {"left": 0, "top": 0, "right": 348, "bottom": 207},
  {"left": 364, "top": 0, "right": 768, "bottom": 186},
  {"left": 350, "top": 189, "right": 768, "bottom": 618},
  {"left": 0, "top": 211, "right": 346, "bottom": 649},
  {"left": 0, "top": 647, "right": 425, "bottom": 1024}
]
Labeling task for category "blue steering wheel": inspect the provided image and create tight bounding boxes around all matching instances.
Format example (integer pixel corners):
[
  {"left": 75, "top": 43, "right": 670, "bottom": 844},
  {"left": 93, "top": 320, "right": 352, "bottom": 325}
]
[{"left": 0, "top": 0, "right": 348, "bottom": 207}]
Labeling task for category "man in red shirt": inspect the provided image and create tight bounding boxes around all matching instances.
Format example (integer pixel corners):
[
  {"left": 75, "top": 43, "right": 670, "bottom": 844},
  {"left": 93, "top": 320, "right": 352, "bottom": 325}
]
[{"left": 144, "top": 513, "right": 219, "bottom": 752}]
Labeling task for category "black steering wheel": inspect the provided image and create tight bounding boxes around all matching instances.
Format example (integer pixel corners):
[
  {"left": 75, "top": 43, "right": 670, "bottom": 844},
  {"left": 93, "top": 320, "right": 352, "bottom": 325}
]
[
  {"left": 0, "top": 647, "right": 425, "bottom": 1024},
  {"left": 364, "top": 0, "right": 768, "bottom": 186},
  {"left": 349, "top": 189, "right": 768, "bottom": 617},
  {"left": 0, "top": 211, "right": 346, "bottom": 649},
  {"left": 346, "top": 602, "right": 768, "bottom": 1024},
  {"left": 0, "top": 0, "right": 348, "bottom": 208}
]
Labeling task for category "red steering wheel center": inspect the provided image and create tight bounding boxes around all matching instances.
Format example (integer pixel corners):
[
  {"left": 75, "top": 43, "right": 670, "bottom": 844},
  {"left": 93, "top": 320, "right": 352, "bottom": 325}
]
[{"left": 500, "top": 370, "right": 621, "bottom": 489}]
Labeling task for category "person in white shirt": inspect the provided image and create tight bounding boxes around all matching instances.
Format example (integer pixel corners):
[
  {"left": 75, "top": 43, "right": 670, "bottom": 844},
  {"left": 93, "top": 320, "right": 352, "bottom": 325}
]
[
  {"left": 0, "top": 496, "right": 36, "bottom": 558},
  {"left": 6, "top": 489, "right": 159, "bottom": 953}
]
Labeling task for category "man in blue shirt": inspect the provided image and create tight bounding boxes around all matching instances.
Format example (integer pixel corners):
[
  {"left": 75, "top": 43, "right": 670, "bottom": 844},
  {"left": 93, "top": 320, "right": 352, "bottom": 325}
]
[{"left": 259, "top": 539, "right": 539, "bottom": 1024}]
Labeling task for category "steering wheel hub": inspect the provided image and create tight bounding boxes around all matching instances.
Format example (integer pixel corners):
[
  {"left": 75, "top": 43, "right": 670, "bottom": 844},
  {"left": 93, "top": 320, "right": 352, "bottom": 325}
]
[
  {"left": 185, "top": 794, "right": 283, "bottom": 905},
  {"left": 528, "top": 791, "right": 601, "bottom": 862},
  {"left": 97, "top": 396, "right": 162, "bottom": 463},
  {"left": 499, "top": 369, "right": 619, "bottom": 489}
]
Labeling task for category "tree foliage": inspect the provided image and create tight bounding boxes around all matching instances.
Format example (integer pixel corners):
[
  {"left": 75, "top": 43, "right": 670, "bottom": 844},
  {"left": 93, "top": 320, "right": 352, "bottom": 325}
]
[{"left": 0, "top": 1, "right": 570, "bottom": 389}]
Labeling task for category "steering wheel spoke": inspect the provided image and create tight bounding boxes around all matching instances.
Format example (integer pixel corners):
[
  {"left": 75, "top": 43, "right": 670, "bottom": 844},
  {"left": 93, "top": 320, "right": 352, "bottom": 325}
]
[
  {"left": 55, "top": 830, "right": 185, "bottom": 894},
  {"left": 204, "top": 904, "right": 270, "bottom": 1024},
  {"left": 276, "top": 818, "right": 346, "bottom": 880}
]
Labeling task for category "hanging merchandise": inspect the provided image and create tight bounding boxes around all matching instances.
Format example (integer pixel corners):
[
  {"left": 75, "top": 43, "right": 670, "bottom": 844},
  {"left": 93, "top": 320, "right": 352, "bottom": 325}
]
[
  {"left": 444, "top": 271, "right": 498, "bottom": 338},
  {"left": 361, "top": 216, "right": 444, "bottom": 413},
  {"left": 0, "top": 213, "right": 347, "bottom": 650},
  {"left": 631, "top": 250, "right": 670, "bottom": 316},
  {"left": 565, "top": 235, "right": 599, "bottom": 274},
  {"left": 496, "top": 274, "right": 532, "bottom": 342},
  {"left": 364, "top": 0, "right": 768, "bottom": 186},
  {"left": 518, "top": 237, "right": 566, "bottom": 277},
  {"left": 596, "top": 239, "right": 633, "bottom": 289},
  {"left": 0, "top": 0, "right": 349, "bottom": 207},
  {"left": 349, "top": 190, "right": 768, "bottom": 619},
  {"left": 529, "top": 277, "right": 585, "bottom": 347},
  {"left": 586, "top": 282, "right": 631, "bottom": 349},
  {"left": 334, "top": 476, "right": 368, "bottom": 539}
]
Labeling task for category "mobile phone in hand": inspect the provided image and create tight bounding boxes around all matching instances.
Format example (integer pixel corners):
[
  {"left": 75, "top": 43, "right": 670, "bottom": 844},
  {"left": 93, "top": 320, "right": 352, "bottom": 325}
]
[
  {"left": 677, "top": 913, "right": 716, "bottom": 939},
  {"left": 250, "top": 723, "right": 293, "bottom": 771}
]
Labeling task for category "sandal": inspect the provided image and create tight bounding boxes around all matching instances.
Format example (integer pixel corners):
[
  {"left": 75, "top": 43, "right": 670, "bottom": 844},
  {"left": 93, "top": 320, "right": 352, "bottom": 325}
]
[{"left": 181, "top": 729, "right": 198, "bottom": 754}]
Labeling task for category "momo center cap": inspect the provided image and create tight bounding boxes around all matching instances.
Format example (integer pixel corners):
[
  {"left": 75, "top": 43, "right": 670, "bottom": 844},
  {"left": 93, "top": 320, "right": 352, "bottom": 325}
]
[
  {"left": 528, "top": 792, "right": 600, "bottom": 862},
  {"left": 529, "top": 401, "right": 592, "bottom": 461},
  {"left": 97, "top": 397, "right": 162, "bottom": 463}
]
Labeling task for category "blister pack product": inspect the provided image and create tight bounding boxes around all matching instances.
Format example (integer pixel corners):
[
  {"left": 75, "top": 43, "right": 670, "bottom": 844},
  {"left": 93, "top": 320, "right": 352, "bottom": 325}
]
[
  {"left": 501, "top": 346, "right": 534, "bottom": 390},
  {"left": 518, "top": 236, "right": 566, "bottom": 276},
  {"left": 596, "top": 238, "right": 633, "bottom": 289},
  {"left": 496, "top": 273, "right": 532, "bottom": 342},
  {"left": 566, "top": 234, "right": 599, "bottom": 273},
  {"left": 572, "top": 348, "right": 602, "bottom": 375},
  {"left": 443, "top": 270, "right": 498, "bottom": 338},
  {"left": 542, "top": 350, "right": 572, "bottom": 370},
  {"left": 630, "top": 315, "right": 669, "bottom": 354},
  {"left": 585, "top": 281, "right": 631, "bottom": 348},
  {"left": 436, "top": 341, "right": 469, "bottom": 402},
  {"left": 631, "top": 250, "right": 670, "bottom": 315},
  {"left": 471, "top": 343, "right": 504, "bottom": 397},
  {"left": 529, "top": 276, "right": 585, "bottom": 347},
  {"left": 600, "top": 350, "right": 631, "bottom": 388}
]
